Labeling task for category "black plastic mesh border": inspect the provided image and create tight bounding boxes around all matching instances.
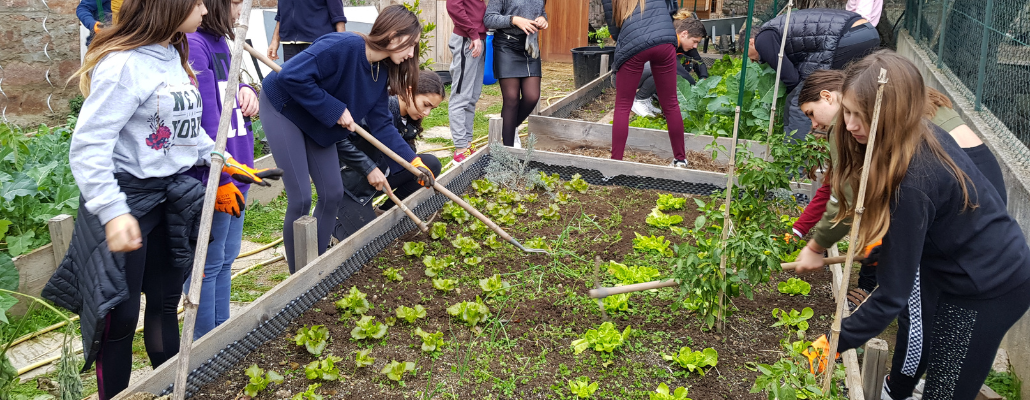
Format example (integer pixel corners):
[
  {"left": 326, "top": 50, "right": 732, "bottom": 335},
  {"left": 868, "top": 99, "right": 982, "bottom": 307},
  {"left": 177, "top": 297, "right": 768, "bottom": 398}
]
[{"left": 162, "top": 154, "right": 807, "bottom": 397}]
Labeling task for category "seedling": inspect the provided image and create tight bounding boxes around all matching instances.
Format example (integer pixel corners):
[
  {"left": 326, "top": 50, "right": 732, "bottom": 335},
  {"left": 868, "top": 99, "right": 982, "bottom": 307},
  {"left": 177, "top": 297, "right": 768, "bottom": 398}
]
[
  {"left": 555, "top": 191, "right": 572, "bottom": 204},
  {"left": 568, "top": 376, "right": 599, "bottom": 398},
  {"left": 564, "top": 173, "right": 589, "bottom": 194},
  {"left": 524, "top": 193, "right": 539, "bottom": 203},
  {"left": 290, "top": 383, "right": 323, "bottom": 400},
  {"left": 304, "top": 354, "right": 342, "bottom": 381},
  {"left": 650, "top": 383, "right": 691, "bottom": 400},
  {"left": 772, "top": 307, "right": 814, "bottom": 333},
  {"left": 464, "top": 256, "right": 483, "bottom": 266},
  {"left": 432, "top": 278, "right": 456, "bottom": 292},
  {"left": 423, "top": 255, "right": 453, "bottom": 277},
  {"left": 657, "top": 194, "right": 687, "bottom": 211},
  {"left": 525, "top": 237, "right": 550, "bottom": 251},
  {"left": 414, "top": 327, "right": 445, "bottom": 352},
  {"left": 513, "top": 203, "right": 528, "bottom": 215},
  {"left": 402, "top": 241, "right": 425, "bottom": 257},
  {"left": 334, "top": 286, "right": 370, "bottom": 315},
  {"left": 381, "top": 360, "right": 416, "bottom": 381},
  {"left": 472, "top": 178, "right": 498, "bottom": 196},
  {"left": 603, "top": 293, "right": 630, "bottom": 312},
  {"left": 608, "top": 261, "right": 661, "bottom": 285},
  {"left": 646, "top": 208, "right": 684, "bottom": 229},
  {"left": 354, "top": 349, "right": 375, "bottom": 368},
  {"left": 633, "top": 233, "right": 674, "bottom": 257},
  {"left": 441, "top": 201, "right": 471, "bottom": 224},
  {"left": 395, "top": 304, "right": 427, "bottom": 324},
  {"left": 777, "top": 277, "right": 812, "bottom": 296},
  {"left": 662, "top": 346, "right": 718, "bottom": 376},
  {"left": 537, "top": 203, "right": 561, "bottom": 220},
  {"left": 430, "top": 222, "right": 448, "bottom": 240},
  {"left": 350, "top": 315, "right": 388, "bottom": 340},
  {"left": 383, "top": 267, "right": 403, "bottom": 282},
  {"left": 447, "top": 296, "right": 491, "bottom": 327},
  {"left": 497, "top": 188, "right": 522, "bottom": 204},
  {"left": 483, "top": 233, "right": 503, "bottom": 249},
  {"left": 294, "top": 325, "right": 329, "bottom": 356},
  {"left": 451, "top": 234, "right": 481, "bottom": 256},
  {"left": 478, "top": 274, "right": 511, "bottom": 296},
  {"left": 468, "top": 219, "right": 490, "bottom": 236},
  {"left": 243, "top": 364, "right": 283, "bottom": 398},
  {"left": 571, "top": 322, "right": 631, "bottom": 354},
  {"left": 537, "top": 171, "right": 562, "bottom": 190}
]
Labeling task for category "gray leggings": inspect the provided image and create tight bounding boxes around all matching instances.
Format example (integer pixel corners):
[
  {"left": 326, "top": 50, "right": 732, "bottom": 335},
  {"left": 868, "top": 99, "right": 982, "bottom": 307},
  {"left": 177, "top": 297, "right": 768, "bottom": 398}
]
[{"left": 259, "top": 92, "right": 345, "bottom": 273}]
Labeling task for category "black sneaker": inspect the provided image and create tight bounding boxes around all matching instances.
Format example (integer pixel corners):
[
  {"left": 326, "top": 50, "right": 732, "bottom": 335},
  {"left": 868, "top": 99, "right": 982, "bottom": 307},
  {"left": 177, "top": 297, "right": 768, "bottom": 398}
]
[{"left": 671, "top": 159, "right": 688, "bottom": 169}]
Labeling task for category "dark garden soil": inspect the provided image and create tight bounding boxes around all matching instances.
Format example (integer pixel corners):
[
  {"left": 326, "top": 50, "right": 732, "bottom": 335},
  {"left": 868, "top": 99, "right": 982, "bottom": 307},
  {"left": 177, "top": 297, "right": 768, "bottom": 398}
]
[
  {"left": 543, "top": 145, "right": 729, "bottom": 174},
  {"left": 193, "top": 184, "right": 835, "bottom": 400},
  {"left": 567, "top": 88, "right": 617, "bottom": 122}
]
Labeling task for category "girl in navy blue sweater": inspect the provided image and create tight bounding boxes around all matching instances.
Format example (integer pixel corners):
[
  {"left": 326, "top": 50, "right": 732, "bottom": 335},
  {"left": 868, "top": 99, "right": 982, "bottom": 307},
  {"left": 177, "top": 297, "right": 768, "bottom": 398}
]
[
  {"left": 797, "top": 51, "right": 1030, "bottom": 399},
  {"left": 259, "top": 6, "right": 435, "bottom": 273}
]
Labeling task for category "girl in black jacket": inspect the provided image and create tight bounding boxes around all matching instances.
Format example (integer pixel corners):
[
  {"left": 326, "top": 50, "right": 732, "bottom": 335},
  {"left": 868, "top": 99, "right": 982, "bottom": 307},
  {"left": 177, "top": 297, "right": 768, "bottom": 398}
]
[
  {"left": 603, "top": 0, "right": 688, "bottom": 167},
  {"left": 796, "top": 51, "right": 1030, "bottom": 400}
]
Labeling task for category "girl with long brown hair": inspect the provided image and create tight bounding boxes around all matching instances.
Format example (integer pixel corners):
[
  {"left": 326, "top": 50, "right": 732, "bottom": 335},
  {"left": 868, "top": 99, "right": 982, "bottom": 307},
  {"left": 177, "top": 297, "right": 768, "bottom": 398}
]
[
  {"left": 259, "top": 5, "right": 435, "bottom": 273},
  {"left": 795, "top": 51, "right": 1030, "bottom": 400}
]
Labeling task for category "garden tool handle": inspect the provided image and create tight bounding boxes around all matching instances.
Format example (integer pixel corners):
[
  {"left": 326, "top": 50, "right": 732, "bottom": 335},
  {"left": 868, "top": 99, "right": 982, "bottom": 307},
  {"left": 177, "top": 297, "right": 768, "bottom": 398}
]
[
  {"left": 382, "top": 181, "right": 428, "bottom": 233},
  {"left": 779, "top": 255, "right": 861, "bottom": 270},
  {"left": 588, "top": 280, "right": 678, "bottom": 299},
  {"left": 244, "top": 42, "right": 280, "bottom": 72}
]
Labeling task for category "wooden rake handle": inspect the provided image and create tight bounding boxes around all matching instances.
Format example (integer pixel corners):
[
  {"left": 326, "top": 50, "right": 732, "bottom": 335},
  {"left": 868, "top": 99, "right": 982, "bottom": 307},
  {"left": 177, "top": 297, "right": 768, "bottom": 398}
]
[{"left": 382, "top": 181, "right": 428, "bottom": 232}]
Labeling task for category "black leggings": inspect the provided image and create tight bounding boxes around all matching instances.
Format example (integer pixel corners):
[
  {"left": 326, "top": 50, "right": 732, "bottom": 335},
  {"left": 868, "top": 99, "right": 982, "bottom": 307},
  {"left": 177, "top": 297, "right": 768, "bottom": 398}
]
[
  {"left": 886, "top": 276, "right": 1030, "bottom": 400},
  {"left": 96, "top": 206, "right": 185, "bottom": 400},
  {"left": 498, "top": 77, "right": 541, "bottom": 146},
  {"left": 333, "top": 155, "right": 442, "bottom": 241}
]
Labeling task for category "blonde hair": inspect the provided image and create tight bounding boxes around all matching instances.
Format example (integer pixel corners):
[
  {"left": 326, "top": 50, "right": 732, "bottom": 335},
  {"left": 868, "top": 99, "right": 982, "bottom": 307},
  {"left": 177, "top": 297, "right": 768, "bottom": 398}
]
[
  {"left": 830, "top": 50, "right": 976, "bottom": 248},
  {"left": 72, "top": 0, "right": 202, "bottom": 96},
  {"left": 614, "top": 0, "right": 646, "bottom": 27}
]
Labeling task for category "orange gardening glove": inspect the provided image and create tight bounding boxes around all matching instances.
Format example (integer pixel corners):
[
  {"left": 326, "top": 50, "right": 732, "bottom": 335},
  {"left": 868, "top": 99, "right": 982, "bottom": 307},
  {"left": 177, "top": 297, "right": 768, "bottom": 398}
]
[
  {"left": 862, "top": 239, "right": 883, "bottom": 267},
  {"left": 222, "top": 157, "right": 283, "bottom": 187},
  {"left": 802, "top": 335, "right": 838, "bottom": 375},
  {"left": 215, "top": 183, "right": 245, "bottom": 218},
  {"left": 93, "top": 22, "right": 103, "bottom": 33},
  {"left": 410, "top": 156, "right": 435, "bottom": 188}
]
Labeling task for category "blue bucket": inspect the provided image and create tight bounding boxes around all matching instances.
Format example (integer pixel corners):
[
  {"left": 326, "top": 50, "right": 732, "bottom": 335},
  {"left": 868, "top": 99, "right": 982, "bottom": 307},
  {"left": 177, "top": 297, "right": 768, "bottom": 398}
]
[{"left": 483, "top": 32, "right": 497, "bottom": 85}]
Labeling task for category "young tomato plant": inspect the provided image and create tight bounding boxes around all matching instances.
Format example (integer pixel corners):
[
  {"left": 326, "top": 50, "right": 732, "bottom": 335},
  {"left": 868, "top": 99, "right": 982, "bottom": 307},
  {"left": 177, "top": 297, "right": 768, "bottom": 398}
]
[
  {"left": 402, "top": 241, "right": 425, "bottom": 257},
  {"left": 568, "top": 376, "right": 599, "bottom": 398},
  {"left": 777, "top": 277, "right": 812, "bottom": 296},
  {"left": 650, "top": 383, "right": 691, "bottom": 400},
  {"left": 243, "top": 364, "right": 284, "bottom": 397},
  {"left": 414, "top": 327, "right": 445, "bottom": 352},
  {"left": 294, "top": 325, "right": 329, "bottom": 356},
  {"left": 432, "top": 278, "right": 456, "bottom": 292},
  {"left": 479, "top": 274, "right": 511, "bottom": 296},
  {"left": 304, "top": 354, "right": 343, "bottom": 381},
  {"left": 334, "top": 286, "right": 370, "bottom": 316},
  {"left": 571, "top": 322, "right": 631, "bottom": 355},
  {"left": 447, "top": 296, "right": 491, "bottom": 327},
  {"left": 657, "top": 194, "right": 687, "bottom": 211},
  {"left": 662, "top": 347, "right": 719, "bottom": 376},
  {"left": 381, "top": 360, "right": 416, "bottom": 382},
  {"left": 354, "top": 349, "right": 375, "bottom": 368},
  {"left": 430, "top": 222, "right": 448, "bottom": 240},
  {"left": 383, "top": 267, "right": 403, "bottom": 282},
  {"left": 395, "top": 305, "right": 427, "bottom": 324},
  {"left": 350, "top": 316, "right": 388, "bottom": 340}
]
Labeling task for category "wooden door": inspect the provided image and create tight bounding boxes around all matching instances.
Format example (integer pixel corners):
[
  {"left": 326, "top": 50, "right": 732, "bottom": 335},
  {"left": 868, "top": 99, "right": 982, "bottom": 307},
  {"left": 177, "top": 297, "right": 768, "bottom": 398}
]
[{"left": 539, "top": 0, "right": 588, "bottom": 62}]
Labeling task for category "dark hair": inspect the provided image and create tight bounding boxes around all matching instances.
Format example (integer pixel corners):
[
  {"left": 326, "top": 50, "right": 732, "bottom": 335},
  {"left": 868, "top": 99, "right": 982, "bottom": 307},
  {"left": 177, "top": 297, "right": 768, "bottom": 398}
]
[
  {"left": 673, "top": 18, "right": 706, "bottom": 38},
  {"left": 363, "top": 5, "right": 421, "bottom": 108},
  {"left": 799, "top": 69, "right": 845, "bottom": 105},
  {"left": 736, "top": 17, "right": 762, "bottom": 52},
  {"left": 402, "top": 70, "right": 447, "bottom": 136},
  {"left": 198, "top": 0, "right": 235, "bottom": 39}
]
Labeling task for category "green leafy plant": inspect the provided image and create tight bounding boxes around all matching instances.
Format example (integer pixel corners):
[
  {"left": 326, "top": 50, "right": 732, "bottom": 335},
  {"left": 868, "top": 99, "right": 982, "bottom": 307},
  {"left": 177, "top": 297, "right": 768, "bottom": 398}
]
[
  {"left": 537, "top": 203, "right": 561, "bottom": 221},
  {"left": 607, "top": 261, "right": 661, "bottom": 285},
  {"left": 432, "top": 278, "right": 456, "bottom": 292},
  {"left": 414, "top": 327, "right": 445, "bottom": 352},
  {"left": 568, "top": 376, "right": 599, "bottom": 398},
  {"left": 467, "top": 219, "right": 491, "bottom": 236},
  {"left": 423, "top": 255, "right": 453, "bottom": 277},
  {"left": 294, "top": 325, "right": 330, "bottom": 356},
  {"left": 633, "top": 233, "right": 674, "bottom": 257},
  {"left": 402, "top": 241, "right": 425, "bottom": 257},
  {"left": 524, "top": 193, "right": 539, "bottom": 203},
  {"left": 563, "top": 173, "right": 589, "bottom": 194},
  {"left": 334, "top": 286, "right": 370, "bottom": 315},
  {"left": 603, "top": 293, "right": 630, "bottom": 312},
  {"left": 771, "top": 307, "right": 814, "bottom": 334},
  {"left": 402, "top": 0, "right": 436, "bottom": 70},
  {"left": 304, "top": 354, "right": 342, "bottom": 381},
  {"left": 777, "top": 277, "right": 812, "bottom": 296},
  {"left": 662, "top": 346, "right": 718, "bottom": 376},
  {"left": 350, "top": 316, "right": 388, "bottom": 340},
  {"left": 479, "top": 274, "right": 511, "bottom": 295},
  {"left": 483, "top": 233, "right": 504, "bottom": 249},
  {"left": 512, "top": 203, "right": 528, "bottom": 215},
  {"left": 647, "top": 208, "right": 684, "bottom": 229},
  {"left": 430, "top": 222, "right": 448, "bottom": 240},
  {"left": 571, "top": 322, "right": 631, "bottom": 354},
  {"left": 447, "top": 296, "right": 491, "bottom": 327},
  {"left": 383, "top": 267, "right": 403, "bottom": 282},
  {"left": 441, "top": 201, "right": 471, "bottom": 224},
  {"left": 497, "top": 188, "right": 522, "bottom": 204},
  {"left": 537, "top": 171, "right": 562, "bottom": 191},
  {"left": 291, "top": 383, "right": 323, "bottom": 400},
  {"left": 243, "top": 364, "right": 284, "bottom": 397},
  {"left": 381, "top": 360, "right": 416, "bottom": 382},
  {"left": 555, "top": 191, "right": 572, "bottom": 204},
  {"left": 354, "top": 349, "right": 375, "bottom": 368},
  {"left": 463, "top": 256, "right": 483, "bottom": 266},
  {"left": 395, "top": 305, "right": 427, "bottom": 324},
  {"left": 751, "top": 307, "right": 848, "bottom": 400},
  {"left": 472, "top": 178, "right": 498, "bottom": 196},
  {"left": 451, "top": 234, "right": 481, "bottom": 256},
  {"left": 650, "top": 383, "right": 692, "bottom": 400},
  {"left": 657, "top": 194, "right": 687, "bottom": 211},
  {"left": 525, "top": 237, "right": 550, "bottom": 251},
  {"left": 589, "top": 26, "right": 611, "bottom": 48}
]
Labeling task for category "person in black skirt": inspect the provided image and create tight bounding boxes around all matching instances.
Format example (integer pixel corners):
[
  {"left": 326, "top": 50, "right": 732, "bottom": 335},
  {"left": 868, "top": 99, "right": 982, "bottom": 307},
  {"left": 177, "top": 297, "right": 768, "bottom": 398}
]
[{"left": 484, "top": 0, "right": 547, "bottom": 147}]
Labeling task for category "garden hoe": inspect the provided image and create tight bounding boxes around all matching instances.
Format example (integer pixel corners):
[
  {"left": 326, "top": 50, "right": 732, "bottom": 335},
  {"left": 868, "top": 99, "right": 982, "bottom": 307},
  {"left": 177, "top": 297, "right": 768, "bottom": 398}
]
[
  {"left": 587, "top": 255, "right": 864, "bottom": 299},
  {"left": 592, "top": 256, "right": 611, "bottom": 322},
  {"left": 244, "top": 43, "right": 548, "bottom": 255}
]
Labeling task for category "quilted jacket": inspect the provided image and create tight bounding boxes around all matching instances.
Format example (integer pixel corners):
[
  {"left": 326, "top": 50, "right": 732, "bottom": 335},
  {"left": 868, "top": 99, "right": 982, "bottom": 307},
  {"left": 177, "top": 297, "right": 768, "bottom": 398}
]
[
  {"left": 757, "top": 9, "right": 863, "bottom": 83},
  {"left": 602, "top": 0, "right": 678, "bottom": 72},
  {"left": 42, "top": 173, "right": 206, "bottom": 371}
]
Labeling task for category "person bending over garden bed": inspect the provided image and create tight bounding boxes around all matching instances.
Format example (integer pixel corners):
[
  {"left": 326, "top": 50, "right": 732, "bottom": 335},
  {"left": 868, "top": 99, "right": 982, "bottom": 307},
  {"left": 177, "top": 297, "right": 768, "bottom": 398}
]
[
  {"left": 794, "top": 50, "right": 1030, "bottom": 400},
  {"left": 333, "top": 70, "right": 446, "bottom": 242},
  {"left": 631, "top": 15, "right": 709, "bottom": 118}
]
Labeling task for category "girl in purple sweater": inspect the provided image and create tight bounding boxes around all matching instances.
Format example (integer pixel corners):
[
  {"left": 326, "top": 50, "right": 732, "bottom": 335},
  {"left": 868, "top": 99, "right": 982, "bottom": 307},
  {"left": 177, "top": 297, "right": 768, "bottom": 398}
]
[{"left": 186, "top": 0, "right": 259, "bottom": 339}]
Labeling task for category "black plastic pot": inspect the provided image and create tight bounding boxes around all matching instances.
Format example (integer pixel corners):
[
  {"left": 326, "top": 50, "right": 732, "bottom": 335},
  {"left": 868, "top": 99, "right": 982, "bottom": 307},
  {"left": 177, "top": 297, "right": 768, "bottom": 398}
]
[{"left": 571, "top": 46, "right": 616, "bottom": 88}]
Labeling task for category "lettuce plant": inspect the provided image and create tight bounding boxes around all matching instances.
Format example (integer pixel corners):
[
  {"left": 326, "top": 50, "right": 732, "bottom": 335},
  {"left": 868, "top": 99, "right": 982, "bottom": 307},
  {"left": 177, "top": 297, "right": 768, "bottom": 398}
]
[
  {"left": 555, "top": 191, "right": 572, "bottom": 204},
  {"left": 603, "top": 293, "right": 630, "bottom": 312},
  {"left": 430, "top": 222, "right": 448, "bottom": 240},
  {"left": 294, "top": 325, "right": 329, "bottom": 356},
  {"left": 497, "top": 188, "right": 522, "bottom": 204},
  {"left": 472, "top": 178, "right": 498, "bottom": 196},
  {"left": 290, "top": 383, "right": 323, "bottom": 400},
  {"left": 537, "top": 171, "right": 562, "bottom": 191},
  {"left": 525, "top": 237, "right": 550, "bottom": 251},
  {"left": 772, "top": 307, "right": 814, "bottom": 333},
  {"left": 334, "top": 286, "right": 370, "bottom": 315},
  {"left": 646, "top": 208, "right": 684, "bottom": 229},
  {"left": 777, "top": 277, "right": 811, "bottom": 296},
  {"left": 423, "top": 255, "right": 453, "bottom": 277},
  {"left": 304, "top": 354, "right": 342, "bottom": 381},
  {"left": 441, "top": 201, "right": 471, "bottom": 224},
  {"left": 537, "top": 203, "right": 560, "bottom": 220},
  {"left": 451, "top": 234, "right": 481, "bottom": 256},
  {"left": 468, "top": 219, "right": 490, "bottom": 236},
  {"left": 243, "top": 364, "right": 283, "bottom": 398},
  {"left": 568, "top": 376, "right": 599, "bottom": 398},
  {"left": 571, "top": 322, "right": 631, "bottom": 354},
  {"left": 447, "top": 296, "right": 491, "bottom": 327},
  {"left": 478, "top": 274, "right": 511, "bottom": 296},
  {"left": 564, "top": 173, "right": 589, "bottom": 194},
  {"left": 382, "top": 267, "right": 403, "bottom": 282},
  {"left": 650, "top": 383, "right": 691, "bottom": 400},
  {"left": 354, "top": 349, "right": 374, "bottom": 368},
  {"left": 414, "top": 327, "right": 445, "bottom": 352},
  {"left": 395, "top": 305, "right": 427, "bottom": 324},
  {"left": 524, "top": 193, "right": 539, "bottom": 203},
  {"left": 607, "top": 261, "right": 661, "bottom": 285},
  {"left": 381, "top": 360, "right": 416, "bottom": 381},
  {"left": 513, "top": 203, "right": 529, "bottom": 215},
  {"left": 657, "top": 194, "right": 687, "bottom": 211},
  {"left": 633, "top": 233, "right": 674, "bottom": 257},
  {"left": 350, "top": 316, "right": 388, "bottom": 340},
  {"left": 662, "top": 346, "right": 718, "bottom": 376},
  {"left": 464, "top": 256, "right": 483, "bottom": 266},
  {"left": 432, "top": 278, "right": 456, "bottom": 292},
  {"left": 402, "top": 241, "right": 425, "bottom": 257},
  {"left": 483, "top": 233, "right": 504, "bottom": 249}
]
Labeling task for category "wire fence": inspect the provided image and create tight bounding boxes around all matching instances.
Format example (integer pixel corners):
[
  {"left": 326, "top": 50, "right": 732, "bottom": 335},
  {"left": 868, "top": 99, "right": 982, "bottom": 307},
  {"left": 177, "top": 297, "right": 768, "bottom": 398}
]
[{"left": 900, "top": 0, "right": 1030, "bottom": 160}]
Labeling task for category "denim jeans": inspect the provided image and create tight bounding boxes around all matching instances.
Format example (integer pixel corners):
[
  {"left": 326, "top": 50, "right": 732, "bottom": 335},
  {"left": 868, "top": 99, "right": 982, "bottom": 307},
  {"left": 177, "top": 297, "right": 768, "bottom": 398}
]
[{"left": 186, "top": 190, "right": 247, "bottom": 340}]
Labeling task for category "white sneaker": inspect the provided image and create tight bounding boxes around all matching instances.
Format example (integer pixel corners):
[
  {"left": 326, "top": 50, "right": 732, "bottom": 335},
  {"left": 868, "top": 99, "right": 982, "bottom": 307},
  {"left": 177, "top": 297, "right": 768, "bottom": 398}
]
[
  {"left": 881, "top": 375, "right": 917, "bottom": 400},
  {"left": 670, "top": 159, "right": 688, "bottom": 169},
  {"left": 632, "top": 99, "right": 655, "bottom": 117},
  {"left": 513, "top": 135, "right": 522, "bottom": 149},
  {"left": 645, "top": 100, "right": 664, "bottom": 115}
]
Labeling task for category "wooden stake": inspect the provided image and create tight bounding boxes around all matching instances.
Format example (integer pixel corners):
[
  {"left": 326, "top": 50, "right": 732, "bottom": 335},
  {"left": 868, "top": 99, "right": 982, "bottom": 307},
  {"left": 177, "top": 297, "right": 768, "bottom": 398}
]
[
  {"left": 821, "top": 68, "right": 889, "bottom": 393},
  {"left": 174, "top": 0, "right": 253, "bottom": 398},
  {"left": 715, "top": 105, "right": 742, "bottom": 333},
  {"left": 766, "top": 1, "right": 793, "bottom": 142}
]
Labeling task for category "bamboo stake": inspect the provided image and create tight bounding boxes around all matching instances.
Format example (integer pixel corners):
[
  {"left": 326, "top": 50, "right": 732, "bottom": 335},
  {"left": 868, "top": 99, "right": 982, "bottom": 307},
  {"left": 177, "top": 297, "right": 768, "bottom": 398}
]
[
  {"left": 821, "top": 68, "right": 889, "bottom": 392},
  {"left": 715, "top": 0, "right": 757, "bottom": 333},
  {"left": 766, "top": 0, "right": 793, "bottom": 142},
  {"left": 174, "top": 0, "right": 253, "bottom": 397}
]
